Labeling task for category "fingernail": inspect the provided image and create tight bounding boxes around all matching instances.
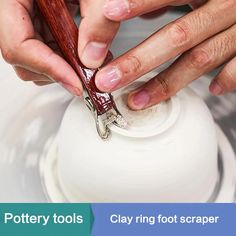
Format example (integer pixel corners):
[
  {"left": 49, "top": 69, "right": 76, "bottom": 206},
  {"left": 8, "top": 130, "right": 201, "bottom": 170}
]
[
  {"left": 60, "top": 82, "right": 82, "bottom": 97},
  {"left": 209, "top": 80, "right": 223, "bottom": 95},
  {"left": 82, "top": 42, "right": 108, "bottom": 67},
  {"left": 103, "top": 0, "right": 130, "bottom": 18},
  {"left": 130, "top": 90, "right": 150, "bottom": 110},
  {"left": 96, "top": 67, "right": 121, "bottom": 91}
]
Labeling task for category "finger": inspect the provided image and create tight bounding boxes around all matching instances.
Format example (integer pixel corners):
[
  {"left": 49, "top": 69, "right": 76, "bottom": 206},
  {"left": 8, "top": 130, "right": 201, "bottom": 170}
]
[
  {"left": 14, "top": 66, "right": 52, "bottom": 82},
  {"left": 103, "top": 0, "right": 189, "bottom": 21},
  {"left": 13, "top": 65, "right": 82, "bottom": 95},
  {"left": 78, "top": 0, "right": 120, "bottom": 68},
  {"left": 210, "top": 56, "right": 236, "bottom": 95},
  {"left": 127, "top": 24, "right": 236, "bottom": 110},
  {"left": 96, "top": 0, "right": 236, "bottom": 92},
  {"left": 0, "top": 0, "right": 82, "bottom": 96}
]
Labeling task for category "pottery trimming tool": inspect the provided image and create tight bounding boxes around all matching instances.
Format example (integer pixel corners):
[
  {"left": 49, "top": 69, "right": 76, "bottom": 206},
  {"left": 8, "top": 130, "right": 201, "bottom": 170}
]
[{"left": 36, "top": 0, "right": 126, "bottom": 139}]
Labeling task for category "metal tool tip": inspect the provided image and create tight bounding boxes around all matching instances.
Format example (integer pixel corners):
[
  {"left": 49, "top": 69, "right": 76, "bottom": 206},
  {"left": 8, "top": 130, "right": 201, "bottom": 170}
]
[{"left": 114, "top": 115, "right": 127, "bottom": 129}]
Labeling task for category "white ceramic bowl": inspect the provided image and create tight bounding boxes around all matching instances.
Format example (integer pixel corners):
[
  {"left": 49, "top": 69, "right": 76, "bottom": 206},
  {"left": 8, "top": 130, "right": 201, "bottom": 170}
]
[{"left": 56, "top": 72, "right": 218, "bottom": 203}]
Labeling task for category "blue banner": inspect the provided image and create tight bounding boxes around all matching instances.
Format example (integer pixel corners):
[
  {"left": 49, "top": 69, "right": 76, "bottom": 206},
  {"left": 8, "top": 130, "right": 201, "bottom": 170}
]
[{"left": 91, "top": 203, "right": 236, "bottom": 236}]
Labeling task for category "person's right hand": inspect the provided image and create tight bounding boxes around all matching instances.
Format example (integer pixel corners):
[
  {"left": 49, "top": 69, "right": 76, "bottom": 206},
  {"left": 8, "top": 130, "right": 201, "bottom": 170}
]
[
  {"left": 95, "top": 0, "right": 236, "bottom": 111},
  {"left": 0, "top": 0, "right": 83, "bottom": 95}
]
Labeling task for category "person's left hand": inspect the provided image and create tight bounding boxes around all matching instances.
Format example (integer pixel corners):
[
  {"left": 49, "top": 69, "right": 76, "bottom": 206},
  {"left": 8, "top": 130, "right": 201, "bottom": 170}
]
[{"left": 94, "top": 0, "right": 236, "bottom": 110}]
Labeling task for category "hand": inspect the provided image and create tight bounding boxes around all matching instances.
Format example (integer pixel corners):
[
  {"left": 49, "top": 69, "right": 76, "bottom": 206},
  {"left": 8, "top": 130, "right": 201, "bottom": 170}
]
[
  {"left": 0, "top": 0, "right": 83, "bottom": 95},
  {"left": 0, "top": 0, "right": 121, "bottom": 95},
  {"left": 95, "top": 0, "right": 236, "bottom": 110}
]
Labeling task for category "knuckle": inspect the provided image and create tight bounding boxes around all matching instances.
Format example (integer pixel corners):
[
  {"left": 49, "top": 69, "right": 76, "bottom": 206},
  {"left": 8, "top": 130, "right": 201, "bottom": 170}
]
[
  {"left": 187, "top": 48, "right": 212, "bottom": 69},
  {"left": 1, "top": 47, "right": 17, "bottom": 64},
  {"left": 167, "top": 21, "right": 190, "bottom": 48},
  {"left": 154, "top": 76, "right": 171, "bottom": 98},
  {"left": 217, "top": 33, "right": 235, "bottom": 54},
  {"left": 195, "top": 9, "right": 214, "bottom": 29},
  {"left": 122, "top": 55, "right": 142, "bottom": 75}
]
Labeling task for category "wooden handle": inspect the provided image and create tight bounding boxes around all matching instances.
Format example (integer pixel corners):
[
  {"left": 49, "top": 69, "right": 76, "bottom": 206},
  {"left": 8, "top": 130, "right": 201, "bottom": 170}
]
[{"left": 36, "top": 0, "right": 114, "bottom": 115}]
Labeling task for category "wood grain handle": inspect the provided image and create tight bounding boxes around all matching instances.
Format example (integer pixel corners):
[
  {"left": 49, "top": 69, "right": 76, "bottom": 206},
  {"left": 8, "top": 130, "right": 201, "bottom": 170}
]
[{"left": 36, "top": 0, "right": 114, "bottom": 115}]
